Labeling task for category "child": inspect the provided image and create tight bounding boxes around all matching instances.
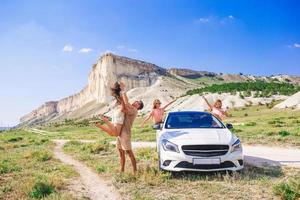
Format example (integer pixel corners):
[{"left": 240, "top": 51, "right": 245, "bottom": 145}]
[
  {"left": 95, "top": 82, "right": 125, "bottom": 137},
  {"left": 141, "top": 97, "right": 177, "bottom": 127},
  {"left": 202, "top": 96, "right": 229, "bottom": 121}
]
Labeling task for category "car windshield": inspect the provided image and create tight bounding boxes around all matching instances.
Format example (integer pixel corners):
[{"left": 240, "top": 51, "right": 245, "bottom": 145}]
[{"left": 165, "top": 112, "right": 225, "bottom": 129}]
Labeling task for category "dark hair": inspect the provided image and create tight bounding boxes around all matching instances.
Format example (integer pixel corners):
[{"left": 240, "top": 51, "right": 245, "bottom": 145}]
[
  {"left": 138, "top": 100, "right": 144, "bottom": 110},
  {"left": 111, "top": 82, "right": 122, "bottom": 102}
]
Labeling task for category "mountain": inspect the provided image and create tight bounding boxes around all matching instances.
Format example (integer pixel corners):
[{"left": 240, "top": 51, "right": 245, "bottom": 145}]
[{"left": 19, "top": 53, "right": 300, "bottom": 126}]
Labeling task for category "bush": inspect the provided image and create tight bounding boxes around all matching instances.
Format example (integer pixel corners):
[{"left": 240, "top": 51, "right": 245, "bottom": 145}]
[
  {"left": 25, "top": 151, "right": 52, "bottom": 162},
  {"left": 29, "top": 181, "right": 54, "bottom": 199},
  {"left": 79, "top": 141, "right": 109, "bottom": 154},
  {"left": 186, "top": 81, "right": 300, "bottom": 97},
  {"left": 7, "top": 136, "right": 23, "bottom": 142},
  {"left": 0, "top": 159, "right": 21, "bottom": 174},
  {"left": 96, "top": 165, "right": 107, "bottom": 173},
  {"left": 273, "top": 179, "right": 300, "bottom": 200},
  {"left": 278, "top": 131, "right": 290, "bottom": 137},
  {"left": 245, "top": 122, "right": 257, "bottom": 126}
]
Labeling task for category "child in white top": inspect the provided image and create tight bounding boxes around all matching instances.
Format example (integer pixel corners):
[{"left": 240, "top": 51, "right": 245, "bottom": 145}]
[{"left": 95, "top": 82, "right": 125, "bottom": 137}]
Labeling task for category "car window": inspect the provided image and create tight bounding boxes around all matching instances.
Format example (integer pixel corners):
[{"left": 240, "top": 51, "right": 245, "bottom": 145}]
[{"left": 165, "top": 112, "right": 225, "bottom": 129}]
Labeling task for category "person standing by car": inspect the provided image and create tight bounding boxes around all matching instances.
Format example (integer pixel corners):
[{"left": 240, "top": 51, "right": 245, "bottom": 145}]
[
  {"left": 117, "top": 82, "right": 144, "bottom": 174},
  {"left": 202, "top": 96, "right": 229, "bottom": 121},
  {"left": 140, "top": 97, "right": 177, "bottom": 128}
]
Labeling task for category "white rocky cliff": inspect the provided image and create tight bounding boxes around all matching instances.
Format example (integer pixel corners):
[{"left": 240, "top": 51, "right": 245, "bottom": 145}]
[
  {"left": 20, "top": 53, "right": 166, "bottom": 124},
  {"left": 20, "top": 53, "right": 300, "bottom": 125}
]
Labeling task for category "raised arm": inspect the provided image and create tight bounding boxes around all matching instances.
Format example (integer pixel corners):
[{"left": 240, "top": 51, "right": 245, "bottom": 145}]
[
  {"left": 221, "top": 108, "right": 229, "bottom": 117},
  {"left": 120, "top": 82, "right": 129, "bottom": 105},
  {"left": 140, "top": 112, "right": 153, "bottom": 127},
  {"left": 202, "top": 96, "right": 213, "bottom": 109}
]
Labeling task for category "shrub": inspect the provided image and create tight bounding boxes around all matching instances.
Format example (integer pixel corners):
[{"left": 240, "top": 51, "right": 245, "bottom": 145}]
[
  {"left": 185, "top": 81, "right": 300, "bottom": 97},
  {"left": 245, "top": 122, "right": 257, "bottom": 126},
  {"left": 278, "top": 131, "right": 290, "bottom": 137},
  {"left": 232, "top": 128, "right": 242, "bottom": 133},
  {"left": 96, "top": 165, "right": 107, "bottom": 173},
  {"left": 0, "top": 159, "right": 21, "bottom": 174},
  {"left": 244, "top": 113, "right": 248, "bottom": 117},
  {"left": 80, "top": 141, "right": 109, "bottom": 154},
  {"left": 7, "top": 136, "right": 23, "bottom": 142},
  {"left": 25, "top": 151, "right": 52, "bottom": 162},
  {"left": 29, "top": 181, "right": 54, "bottom": 199},
  {"left": 273, "top": 179, "right": 300, "bottom": 200}
]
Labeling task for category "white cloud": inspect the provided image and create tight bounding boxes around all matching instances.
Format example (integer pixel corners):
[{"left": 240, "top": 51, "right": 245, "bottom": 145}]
[
  {"left": 293, "top": 43, "right": 300, "bottom": 48},
  {"left": 195, "top": 15, "right": 235, "bottom": 25},
  {"left": 78, "top": 48, "right": 92, "bottom": 53},
  {"left": 228, "top": 15, "right": 234, "bottom": 20},
  {"left": 287, "top": 43, "right": 300, "bottom": 48},
  {"left": 194, "top": 17, "right": 210, "bottom": 24},
  {"left": 62, "top": 44, "right": 73, "bottom": 52}
]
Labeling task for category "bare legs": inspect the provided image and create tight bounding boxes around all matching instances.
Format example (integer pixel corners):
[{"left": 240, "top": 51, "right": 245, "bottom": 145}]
[
  {"left": 118, "top": 149, "right": 125, "bottom": 172},
  {"left": 118, "top": 149, "right": 137, "bottom": 174},
  {"left": 126, "top": 150, "right": 137, "bottom": 174},
  {"left": 95, "top": 115, "right": 122, "bottom": 137}
]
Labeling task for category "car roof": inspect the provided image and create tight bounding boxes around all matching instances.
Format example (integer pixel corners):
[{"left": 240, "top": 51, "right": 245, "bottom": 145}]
[{"left": 168, "top": 111, "right": 211, "bottom": 115}]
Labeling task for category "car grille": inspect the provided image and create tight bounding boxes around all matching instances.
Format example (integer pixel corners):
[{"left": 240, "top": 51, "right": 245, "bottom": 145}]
[
  {"left": 175, "top": 161, "right": 236, "bottom": 170},
  {"left": 181, "top": 145, "right": 229, "bottom": 157}
]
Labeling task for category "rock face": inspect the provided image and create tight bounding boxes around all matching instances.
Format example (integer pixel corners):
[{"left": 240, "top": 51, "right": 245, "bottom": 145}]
[
  {"left": 20, "top": 53, "right": 166, "bottom": 124},
  {"left": 274, "top": 91, "right": 300, "bottom": 109},
  {"left": 20, "top": 101, "right": 58, "bottom": 124},
  {"left": 167, "top": 68, "right": 216, "bottom": 78},
  {"left": 20, "top": 53, "right": 300, "bottom": 125}
]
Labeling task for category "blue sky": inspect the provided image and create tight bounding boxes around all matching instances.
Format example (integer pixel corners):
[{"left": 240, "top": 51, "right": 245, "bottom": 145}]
[{"left": 0, "top": 0, "right": 299, "bottom": 126}]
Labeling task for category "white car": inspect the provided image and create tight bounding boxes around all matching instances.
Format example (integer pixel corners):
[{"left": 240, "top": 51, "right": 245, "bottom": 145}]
[{"left": 155, "top": 111, "right": 243, "bottom": 172}]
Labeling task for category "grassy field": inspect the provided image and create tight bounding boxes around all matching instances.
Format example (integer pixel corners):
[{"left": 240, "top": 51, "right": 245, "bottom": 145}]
[
  {"left": 225, "top": 105, "right": 300, "bottom": 147},
  {"left": 62, "top": 140, "right": 300, "bottom": 200},
  {"left": 1, "top": 104, "right": 300, "bottom": 199},
  {"left": 40, "top": 104, "right": 300, "bottom": 147},
  {"left": 0, "top": 130, "right": 78, "bottom": 200}
]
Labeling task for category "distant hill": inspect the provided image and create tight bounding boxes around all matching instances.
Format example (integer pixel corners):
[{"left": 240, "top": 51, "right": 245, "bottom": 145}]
[
  {"left": 0, "top": 127, "right": 10, "bottom": 131},
  {"left": 19, "top": 53, "right": 300, "bottom": 126}
]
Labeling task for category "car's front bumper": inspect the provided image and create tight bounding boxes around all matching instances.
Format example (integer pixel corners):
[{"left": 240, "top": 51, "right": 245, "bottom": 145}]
[{"left": 160, "top": 148, "right": 244, "bottom": 172}]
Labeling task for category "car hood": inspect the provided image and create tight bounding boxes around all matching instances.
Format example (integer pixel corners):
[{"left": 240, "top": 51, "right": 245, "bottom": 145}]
[{"left": 161, "top": 128, "right": 233, "bottom": 145}]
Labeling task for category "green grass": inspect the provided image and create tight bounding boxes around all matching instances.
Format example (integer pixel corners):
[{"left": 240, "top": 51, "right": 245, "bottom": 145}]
[
  {"left": 225, "top": 105, "right": 300, "bottom": 147},
  {"left": 62, "top": 140, "right": 300, "bottom": 200},
  {"left": 273, "top": 176, "right": 300, "bottom": 200},
  {"left": 34, "top": 103, "right": 300, "bottom": 148},
  {"left": 0, "top": 130, "right": 78, "bottom": 199},
  {"left": 1, "top": 103, "right": 299, "bottom": 199}
]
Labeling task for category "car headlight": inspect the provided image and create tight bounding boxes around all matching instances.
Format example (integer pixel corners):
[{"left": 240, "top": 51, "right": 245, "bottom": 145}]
[
  {"left": 162, "top": 139, "right": 179, "bottom": 153},
  {"left": 230, "top": 139, "right": 242, "bottom": 153}
]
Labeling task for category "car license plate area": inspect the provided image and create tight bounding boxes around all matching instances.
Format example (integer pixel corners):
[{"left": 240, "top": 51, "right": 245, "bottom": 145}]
[{"left": 193, "top": 158, "right": 220, "bottom": 165}]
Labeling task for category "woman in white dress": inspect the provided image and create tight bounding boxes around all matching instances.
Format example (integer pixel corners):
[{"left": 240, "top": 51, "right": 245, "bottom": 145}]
[{"left": 95, "top": 82, "right": 125, "bottom": 137}]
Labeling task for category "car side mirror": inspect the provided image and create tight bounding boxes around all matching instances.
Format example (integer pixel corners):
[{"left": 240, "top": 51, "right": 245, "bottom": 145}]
[
  {"left": 226, "top": 123, "right": 233, "bottom": 129},
  {"left": 153, "top": 123, "right": 162, "bottom": 130}
]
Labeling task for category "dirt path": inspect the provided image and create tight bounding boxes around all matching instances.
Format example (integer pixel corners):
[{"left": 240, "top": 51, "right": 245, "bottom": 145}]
[{"left": 53, "top": 140, "right": 121, "bottom": 200}]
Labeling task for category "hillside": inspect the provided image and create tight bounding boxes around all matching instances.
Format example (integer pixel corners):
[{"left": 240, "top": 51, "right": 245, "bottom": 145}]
[{"left": 19, "top": 53, "right": 300, "bottom": 126}]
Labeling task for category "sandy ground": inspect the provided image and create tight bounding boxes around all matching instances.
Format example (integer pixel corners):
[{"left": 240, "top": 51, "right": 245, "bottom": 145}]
[{"left": 53, "top": 140, "right": 121, "bottom": 200}]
